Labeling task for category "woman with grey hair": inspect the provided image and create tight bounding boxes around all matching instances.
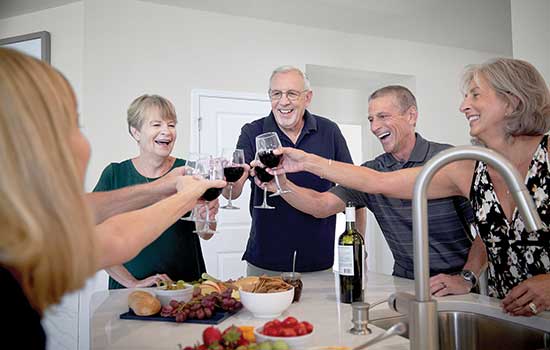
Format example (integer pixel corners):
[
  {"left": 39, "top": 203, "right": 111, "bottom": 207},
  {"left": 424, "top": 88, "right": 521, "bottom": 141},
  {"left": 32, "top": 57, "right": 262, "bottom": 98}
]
[
  {"left": 274, "top": 58, "right": 550, "bottom": 317},
  {"left": 93, "top": 94, "right": 219, "bottom": 289}
]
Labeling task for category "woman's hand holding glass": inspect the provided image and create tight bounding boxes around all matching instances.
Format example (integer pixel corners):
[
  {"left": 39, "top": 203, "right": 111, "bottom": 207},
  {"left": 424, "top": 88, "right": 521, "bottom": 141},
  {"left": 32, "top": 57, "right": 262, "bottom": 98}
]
[{"left": 190, "top": 157, "right": 224, "bottom": 235}]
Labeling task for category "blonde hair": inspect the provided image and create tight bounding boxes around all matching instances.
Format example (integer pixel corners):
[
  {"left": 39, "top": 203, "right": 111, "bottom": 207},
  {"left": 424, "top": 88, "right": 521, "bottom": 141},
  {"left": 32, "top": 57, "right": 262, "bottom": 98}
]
[
  {"left": 0, "top": 48, "right": 97, "bottom": 313},
  {"left": 462, "top": 58, "right": 550, "bottom": 137},
  {"left": 127, "top": 94, "right": 177, "bottom": 137}
]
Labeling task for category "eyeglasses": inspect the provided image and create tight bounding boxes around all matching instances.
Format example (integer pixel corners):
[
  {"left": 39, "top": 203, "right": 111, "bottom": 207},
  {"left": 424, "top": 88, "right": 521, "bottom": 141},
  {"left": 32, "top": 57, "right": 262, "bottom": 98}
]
[{"left": 268, "top": 89, "right": 308, "bottom": 101}]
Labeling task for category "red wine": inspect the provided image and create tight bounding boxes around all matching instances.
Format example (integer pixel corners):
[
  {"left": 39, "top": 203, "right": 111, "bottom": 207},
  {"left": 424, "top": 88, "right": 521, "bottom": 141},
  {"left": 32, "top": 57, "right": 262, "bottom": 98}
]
[
  {"left": 224, "top": 166, "right": 244, "bottom": 182},
  {"left": 254, "top": 167, "right": 274, "bottom": 183},
  {"left": 201, "top": 188, "right": 222, "bottom": 201},
  {"left": 258, "top": 150, "right": 281, "bottom": 168}
]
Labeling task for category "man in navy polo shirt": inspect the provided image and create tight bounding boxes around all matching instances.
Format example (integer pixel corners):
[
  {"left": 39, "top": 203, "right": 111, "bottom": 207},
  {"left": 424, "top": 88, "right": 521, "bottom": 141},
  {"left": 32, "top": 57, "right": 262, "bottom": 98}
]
[
  {"left": 270, "top": 85, "right": 487, "bottom": 296},
  {"left": 227, "top": 66, "right": 364, "bottom": 276}
]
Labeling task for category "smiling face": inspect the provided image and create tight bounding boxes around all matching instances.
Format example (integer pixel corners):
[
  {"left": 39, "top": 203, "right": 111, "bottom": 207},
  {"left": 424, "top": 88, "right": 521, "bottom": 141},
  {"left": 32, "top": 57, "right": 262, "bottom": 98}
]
[
  {"left": 367, "top": 94, "right": 417, "bottom": 161},
  {"left": 269, "top": 70, "right": 312, "bottom": 133},
  {"left": 460, "top": 74, "right": 512, "bottom": 143},
  {"left": 131, "top": 106, "right": 177, "bottom": 158}
]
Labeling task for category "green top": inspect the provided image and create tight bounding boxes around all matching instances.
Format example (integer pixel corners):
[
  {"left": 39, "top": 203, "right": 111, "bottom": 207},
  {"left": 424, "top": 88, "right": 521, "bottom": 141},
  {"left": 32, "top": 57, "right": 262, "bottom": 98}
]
[{"left": 93, "top": 158, "right": 206, "bottom": 289}]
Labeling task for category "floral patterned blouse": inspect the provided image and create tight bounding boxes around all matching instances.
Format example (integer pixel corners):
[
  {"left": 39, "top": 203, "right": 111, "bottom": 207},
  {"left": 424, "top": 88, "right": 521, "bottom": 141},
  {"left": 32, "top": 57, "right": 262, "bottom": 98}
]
[{"left": 470, "top": 135, "right": 550, "bottom": 298}]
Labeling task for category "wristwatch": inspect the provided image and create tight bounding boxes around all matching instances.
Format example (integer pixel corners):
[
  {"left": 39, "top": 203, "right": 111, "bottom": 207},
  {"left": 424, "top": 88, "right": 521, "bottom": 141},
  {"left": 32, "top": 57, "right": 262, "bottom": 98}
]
[{"left": 460, "top": 270, "right": 478, "bottom": 288}]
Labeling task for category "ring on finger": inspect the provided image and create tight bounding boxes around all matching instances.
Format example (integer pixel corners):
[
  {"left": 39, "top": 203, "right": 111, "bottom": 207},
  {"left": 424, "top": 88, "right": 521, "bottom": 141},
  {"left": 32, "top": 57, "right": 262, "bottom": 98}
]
[{"left": 528, "top": 302, "right": 538, "bottom": 314}]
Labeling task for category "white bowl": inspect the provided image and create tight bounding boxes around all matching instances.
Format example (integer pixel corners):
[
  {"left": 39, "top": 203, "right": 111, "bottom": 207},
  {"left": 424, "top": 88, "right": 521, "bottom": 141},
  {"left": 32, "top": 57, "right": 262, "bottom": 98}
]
[
  {"left": 239, "top": 288, "right": 294, "bottom": 318},
  {"left": 254, "top": 326, "right": 314, "bottom": 349},
  {"left": 153, "top": 285, "right": 193, "bottom": 306}
]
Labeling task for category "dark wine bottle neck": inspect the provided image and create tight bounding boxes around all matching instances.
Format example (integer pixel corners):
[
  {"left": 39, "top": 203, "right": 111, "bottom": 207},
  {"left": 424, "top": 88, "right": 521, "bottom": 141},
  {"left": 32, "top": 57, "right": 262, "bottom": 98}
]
[{"left": 346, "top": 221, "right": 356, "bottom": 232}]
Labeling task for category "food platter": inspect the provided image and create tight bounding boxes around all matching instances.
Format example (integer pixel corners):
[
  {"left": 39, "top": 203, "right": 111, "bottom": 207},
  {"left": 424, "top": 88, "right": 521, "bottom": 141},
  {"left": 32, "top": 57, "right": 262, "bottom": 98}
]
[{"left": 120, "top": 308, "right": 237, "bottom": 325}]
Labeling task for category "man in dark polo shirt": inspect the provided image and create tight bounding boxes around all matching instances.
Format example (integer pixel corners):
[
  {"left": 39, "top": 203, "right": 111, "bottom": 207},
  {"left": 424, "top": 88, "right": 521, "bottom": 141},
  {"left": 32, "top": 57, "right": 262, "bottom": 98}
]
[
  {"left": 227, "top": 65, "right": 364, "bottom": 275},
  {"left": 272, "top": 85, "right": 487, "bottom": 296}
]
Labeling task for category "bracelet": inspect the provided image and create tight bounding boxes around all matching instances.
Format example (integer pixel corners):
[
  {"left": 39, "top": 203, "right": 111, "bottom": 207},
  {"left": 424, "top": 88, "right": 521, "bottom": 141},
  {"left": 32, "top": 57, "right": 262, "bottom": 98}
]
[{"left": 320, "top": 159, "right": 332, "bottom": 179}]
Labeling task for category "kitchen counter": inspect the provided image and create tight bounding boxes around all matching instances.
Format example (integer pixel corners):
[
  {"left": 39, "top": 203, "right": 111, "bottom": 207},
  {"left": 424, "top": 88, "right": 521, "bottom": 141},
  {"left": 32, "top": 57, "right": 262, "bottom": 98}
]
[{"left": 90, "top": 271, "right": 550, "bottom": 349}]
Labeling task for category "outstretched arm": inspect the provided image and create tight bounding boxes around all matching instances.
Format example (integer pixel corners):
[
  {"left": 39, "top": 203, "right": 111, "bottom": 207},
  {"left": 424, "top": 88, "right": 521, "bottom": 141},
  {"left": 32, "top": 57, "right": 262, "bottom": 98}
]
[
  {"left": 95, "top": 176, "right": 226, "bottom": 269},
  {"left": 105, "top": 265, "right": 171, "bottom": 288},
  {"left": 274, "top": 147, "right": 472, "bottom": 200},
  {"left": 87, "top": 166, "right": 187, "bottom": 224}
]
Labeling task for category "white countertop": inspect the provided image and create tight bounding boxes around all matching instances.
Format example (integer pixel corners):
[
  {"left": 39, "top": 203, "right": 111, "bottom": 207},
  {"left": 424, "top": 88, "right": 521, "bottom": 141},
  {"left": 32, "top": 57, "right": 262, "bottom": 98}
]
[{"left": 90, "top": 271, "right": 550, "bottom": 349}]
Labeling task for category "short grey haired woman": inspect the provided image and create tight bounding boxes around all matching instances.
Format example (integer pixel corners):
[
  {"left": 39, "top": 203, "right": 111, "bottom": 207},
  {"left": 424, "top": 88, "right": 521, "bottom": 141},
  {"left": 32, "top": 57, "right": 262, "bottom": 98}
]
[{"left": 94, "top": 94, "right": 220, "bottom": 289}]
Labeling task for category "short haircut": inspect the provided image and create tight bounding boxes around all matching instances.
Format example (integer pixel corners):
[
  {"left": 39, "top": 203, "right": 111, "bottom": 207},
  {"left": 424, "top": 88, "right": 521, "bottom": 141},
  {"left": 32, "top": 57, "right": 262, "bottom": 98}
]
[
  {"left": 269, "top": 65, "right": 311, "bottom": 91},
  {"left": 127, "top": 94, "right": 177, "bottom": 137},
  {"left": 369, "top": 85, "right": 418, "bottom": 113},
  {"left": 462, "top": 58, "right": 550, "bottom": 137}
]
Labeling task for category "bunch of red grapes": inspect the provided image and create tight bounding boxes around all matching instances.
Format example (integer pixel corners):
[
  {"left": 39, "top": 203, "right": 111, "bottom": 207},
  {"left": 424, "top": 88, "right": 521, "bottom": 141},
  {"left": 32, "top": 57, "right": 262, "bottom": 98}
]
[{"left": 160, "top": 288, "right": 242, "bottom": 322}]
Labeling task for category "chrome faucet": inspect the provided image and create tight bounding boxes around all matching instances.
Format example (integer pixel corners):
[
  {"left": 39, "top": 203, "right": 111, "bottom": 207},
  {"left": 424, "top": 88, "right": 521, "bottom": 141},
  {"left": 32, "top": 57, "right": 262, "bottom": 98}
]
[{"left": 389, "top": 145, "right": 545, "bottom": 350}]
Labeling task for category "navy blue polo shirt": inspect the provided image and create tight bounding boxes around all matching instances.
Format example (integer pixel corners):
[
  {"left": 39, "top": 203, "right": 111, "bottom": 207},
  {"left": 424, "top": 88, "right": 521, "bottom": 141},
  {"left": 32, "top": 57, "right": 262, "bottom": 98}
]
[
  {"left": 236, "top": 110, "right": 353, "bottom": 272},
  {"left": 331, "top": 133, "right": 474, "bottom": 279}
]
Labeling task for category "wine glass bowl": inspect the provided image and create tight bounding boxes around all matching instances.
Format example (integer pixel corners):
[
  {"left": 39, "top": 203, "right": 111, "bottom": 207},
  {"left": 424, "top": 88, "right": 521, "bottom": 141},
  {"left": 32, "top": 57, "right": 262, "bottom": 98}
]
[
  {"left": 221, "top": 148, "right": 245, "bottom": 210},
  {"left": 193, "top": 157, "right": 223, "bottom": 234},
  {"left": 255, "top": 132, "right": 290, "bottom": 197}
]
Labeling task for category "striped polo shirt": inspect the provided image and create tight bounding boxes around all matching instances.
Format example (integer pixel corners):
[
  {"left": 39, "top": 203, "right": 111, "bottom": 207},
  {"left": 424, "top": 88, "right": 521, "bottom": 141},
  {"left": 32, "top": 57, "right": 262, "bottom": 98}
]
[{"left": 330, "top": 133, "right": 474, "bottom": 279}]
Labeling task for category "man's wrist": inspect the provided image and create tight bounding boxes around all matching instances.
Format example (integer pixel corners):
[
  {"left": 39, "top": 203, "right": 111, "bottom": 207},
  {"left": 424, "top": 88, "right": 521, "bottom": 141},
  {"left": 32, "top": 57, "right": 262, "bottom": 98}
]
[{"left": 459, "top": 269, "right": 478, "bottom": 289}]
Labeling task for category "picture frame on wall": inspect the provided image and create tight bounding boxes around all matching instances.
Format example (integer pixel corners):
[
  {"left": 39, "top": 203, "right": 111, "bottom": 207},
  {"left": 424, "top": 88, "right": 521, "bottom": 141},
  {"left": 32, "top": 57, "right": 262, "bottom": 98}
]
[{"left": 0, "top": 31, "right": 51, "bottom": 63}]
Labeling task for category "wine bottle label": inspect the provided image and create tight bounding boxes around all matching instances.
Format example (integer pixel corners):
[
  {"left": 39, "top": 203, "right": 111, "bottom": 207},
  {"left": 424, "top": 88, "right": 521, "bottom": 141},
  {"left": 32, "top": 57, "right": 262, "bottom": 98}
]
[{"left": 338, "top": 245, "right": 354, "bottom": 276}]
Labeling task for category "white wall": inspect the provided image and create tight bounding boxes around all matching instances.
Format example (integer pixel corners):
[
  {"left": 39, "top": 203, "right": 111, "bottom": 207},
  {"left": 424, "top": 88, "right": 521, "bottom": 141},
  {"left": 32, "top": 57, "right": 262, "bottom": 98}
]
[
  {"left": 511, "top": 0, "right": 550, "bottom": 84},
  {"left": 0, "top": 1, "right": 522, "bottom": 349},
  {"left": 0, "top": 4, "right": 85, "bottom": 350}
]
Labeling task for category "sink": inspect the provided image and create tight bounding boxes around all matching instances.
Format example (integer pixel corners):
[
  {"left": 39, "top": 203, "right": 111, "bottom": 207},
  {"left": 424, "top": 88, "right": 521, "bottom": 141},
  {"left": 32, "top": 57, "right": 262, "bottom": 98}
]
[{"left": 370, "top": 311, "right": 550, "bottom": 350}]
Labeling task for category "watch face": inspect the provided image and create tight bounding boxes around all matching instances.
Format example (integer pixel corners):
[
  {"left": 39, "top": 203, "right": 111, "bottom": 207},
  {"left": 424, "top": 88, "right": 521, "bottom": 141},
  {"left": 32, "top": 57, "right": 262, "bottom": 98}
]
[{"left": 462, "top": 271, "right": 473, "bottom": 280}]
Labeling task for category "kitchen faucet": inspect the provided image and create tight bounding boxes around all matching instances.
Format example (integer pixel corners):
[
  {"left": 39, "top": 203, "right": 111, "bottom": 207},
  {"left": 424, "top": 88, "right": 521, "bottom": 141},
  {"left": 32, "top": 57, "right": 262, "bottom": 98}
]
[{"left": 388, "top": 145, "right": 545, "bottom": 350}]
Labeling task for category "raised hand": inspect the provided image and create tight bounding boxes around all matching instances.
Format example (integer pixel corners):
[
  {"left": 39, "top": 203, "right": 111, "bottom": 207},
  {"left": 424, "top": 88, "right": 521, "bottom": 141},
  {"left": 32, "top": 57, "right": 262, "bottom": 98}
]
[
  {"left": 176, "top": 175, "right": 226, "bottom": 200},
  {"left": 272, "top": 147, "right": 308, "bottom": 174}
]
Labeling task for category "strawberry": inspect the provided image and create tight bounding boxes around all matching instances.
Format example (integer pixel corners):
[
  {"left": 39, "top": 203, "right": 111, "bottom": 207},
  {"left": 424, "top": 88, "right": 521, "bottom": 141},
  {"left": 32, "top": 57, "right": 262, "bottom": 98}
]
[
  {"left": 203, "top": 326, "right": 223, "bottom": 346},
  {"left": 221, "top": 325, "right": 243, "bottom": 349}
]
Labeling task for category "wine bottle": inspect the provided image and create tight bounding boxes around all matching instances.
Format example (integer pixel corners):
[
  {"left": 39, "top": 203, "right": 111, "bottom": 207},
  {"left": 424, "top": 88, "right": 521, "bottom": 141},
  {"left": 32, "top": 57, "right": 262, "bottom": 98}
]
[{"left": 338, "top": 202, "right": 366, "bottom": 304}]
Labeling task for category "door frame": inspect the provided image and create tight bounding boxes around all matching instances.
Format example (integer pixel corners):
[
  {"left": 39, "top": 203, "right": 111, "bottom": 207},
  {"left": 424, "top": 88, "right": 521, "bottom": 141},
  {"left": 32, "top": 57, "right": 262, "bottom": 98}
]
[{"left": 190, "top": 89, "right": 270, "bottom": 153}]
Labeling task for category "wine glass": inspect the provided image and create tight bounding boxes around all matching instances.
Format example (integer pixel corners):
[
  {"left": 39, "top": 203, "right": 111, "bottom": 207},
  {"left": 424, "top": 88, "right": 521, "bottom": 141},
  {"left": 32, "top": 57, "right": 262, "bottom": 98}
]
[
  {"left": 221, "top": 148, "right": 245, "bottom": 210},
  {"left": 253, "top": 153, "right": 275, "bottom": 210},
  {"left": 255, "top": 132, "right": 290, "bottom": 197},
  {"left": 193, "top": 157, "right": 224, "bottom": 235},
  {"left": 181, "top": 153, "right": 209, "bottom": 222}
]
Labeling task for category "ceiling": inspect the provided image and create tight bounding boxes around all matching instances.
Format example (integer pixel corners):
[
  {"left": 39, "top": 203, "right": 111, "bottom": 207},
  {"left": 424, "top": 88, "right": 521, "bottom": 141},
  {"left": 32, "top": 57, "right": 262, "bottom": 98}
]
[{"left": 0, "top": 0, "right": 513, "bottom": 55}]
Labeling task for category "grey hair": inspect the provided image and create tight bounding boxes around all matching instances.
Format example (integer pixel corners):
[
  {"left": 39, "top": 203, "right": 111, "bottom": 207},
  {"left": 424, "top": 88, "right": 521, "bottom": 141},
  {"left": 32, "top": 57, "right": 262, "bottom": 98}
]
[
  {"left": 461, "top": 58, "right": 550, "bottom": 138},
  {"left": 127, "top": 94, "right": 177, "bottom": 137},
  {"left": 269, "top": 66, "right": 311, "bottom": 91},
  {"left": 368, "top": 85, "right": 418, "bottom": 114}
]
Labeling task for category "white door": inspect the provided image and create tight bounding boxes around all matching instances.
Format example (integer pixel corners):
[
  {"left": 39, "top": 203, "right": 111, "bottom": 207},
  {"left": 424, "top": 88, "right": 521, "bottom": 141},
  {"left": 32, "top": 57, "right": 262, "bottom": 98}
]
[
  {"left": 192, "top": 90, "right": 271, "bottom": 280},
  {"left": 192, "top": 91, "right": 367, "bottom": 280}
]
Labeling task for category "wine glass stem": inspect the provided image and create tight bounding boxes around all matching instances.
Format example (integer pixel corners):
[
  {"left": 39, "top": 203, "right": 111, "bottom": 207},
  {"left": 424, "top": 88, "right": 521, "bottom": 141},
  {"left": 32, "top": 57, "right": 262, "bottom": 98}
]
[
  {"left": 263, "top": 186, "right": 268, "bottom": 204},
  {"left": 273, "top": 170, "right": 283, "bottom": 192},
  {"left": 228, "top": 184, "right": 234, "bottom": 205},
  {"left": 204, "top": 202, "right": 210, "bottom": 230}
]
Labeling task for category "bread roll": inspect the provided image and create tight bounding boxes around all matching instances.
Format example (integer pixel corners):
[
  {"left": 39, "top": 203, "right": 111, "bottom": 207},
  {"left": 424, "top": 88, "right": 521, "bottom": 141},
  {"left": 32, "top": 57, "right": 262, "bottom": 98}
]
[{"left": 128, "top": 291, "right": 161, "bottom": 316}]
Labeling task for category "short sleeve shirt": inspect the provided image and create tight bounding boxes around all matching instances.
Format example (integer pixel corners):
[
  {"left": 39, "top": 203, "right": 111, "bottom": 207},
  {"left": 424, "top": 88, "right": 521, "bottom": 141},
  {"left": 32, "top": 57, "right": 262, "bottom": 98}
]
[
  {"left": 93, "top": 158, "right": 206, "bottom": 289},
  {"left": 237, "top": 110, "right": 353, "bottom": 272},
  {"left": 331, "top": 134, "right": 474, "bottom": 278}
]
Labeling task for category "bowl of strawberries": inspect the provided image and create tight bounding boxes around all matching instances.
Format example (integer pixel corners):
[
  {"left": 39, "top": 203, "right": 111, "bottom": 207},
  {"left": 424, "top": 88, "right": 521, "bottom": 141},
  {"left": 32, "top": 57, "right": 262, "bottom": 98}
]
[{"left": 254, "top": 317, "right": 314, "bottom": 349}]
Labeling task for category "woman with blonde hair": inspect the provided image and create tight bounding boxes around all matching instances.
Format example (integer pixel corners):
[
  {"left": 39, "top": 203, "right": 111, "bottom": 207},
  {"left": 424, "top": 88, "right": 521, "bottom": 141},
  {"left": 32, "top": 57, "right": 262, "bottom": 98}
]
[
  {"left": 0, "top": 47, "right": 224, "bottom": 348},
  {"left": 273, "top": 57, "right": 550, "bottom": 317}
]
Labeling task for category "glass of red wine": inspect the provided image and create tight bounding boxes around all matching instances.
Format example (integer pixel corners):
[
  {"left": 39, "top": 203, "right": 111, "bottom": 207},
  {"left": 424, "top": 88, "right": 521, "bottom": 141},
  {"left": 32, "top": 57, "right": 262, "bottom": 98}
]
[
  {"left": 181, "top": 153, "right": 208, "bottom": 222},
  {"left": 221, "top": 148, "right": 245, "bottom": 210},
  {"left": 253, "top": 153, "right": 276, "bottom": 210},
  {"left": 255, "top": 132, "right": 290, "bottom": 197},
  {"left": 193, "top": 157, "right": 224, "bottom": 235}
]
